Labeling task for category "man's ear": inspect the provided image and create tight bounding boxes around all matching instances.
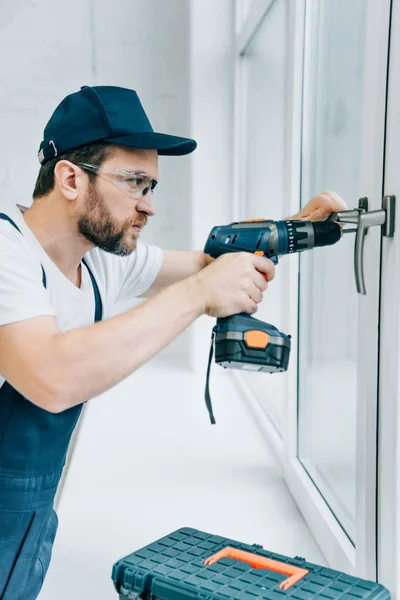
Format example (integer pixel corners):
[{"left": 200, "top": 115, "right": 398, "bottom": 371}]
[{"left": 54, "top": 160, "right": 84, "bottom": 200}]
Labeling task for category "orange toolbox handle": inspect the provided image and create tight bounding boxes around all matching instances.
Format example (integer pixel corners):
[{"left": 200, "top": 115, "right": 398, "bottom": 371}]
[{"left": 204, "top": 546, "right": 309, "bottom": 591}]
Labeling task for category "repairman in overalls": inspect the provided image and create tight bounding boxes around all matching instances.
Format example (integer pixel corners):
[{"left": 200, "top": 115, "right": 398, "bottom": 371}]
[{"left": 0, "top": 85, "right": 346, "bottom": 599}]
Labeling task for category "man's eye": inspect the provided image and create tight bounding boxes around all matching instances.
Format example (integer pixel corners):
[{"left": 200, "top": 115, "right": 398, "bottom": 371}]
[{"left": 126, "top": 177, "right": 141, "bottom": 186}]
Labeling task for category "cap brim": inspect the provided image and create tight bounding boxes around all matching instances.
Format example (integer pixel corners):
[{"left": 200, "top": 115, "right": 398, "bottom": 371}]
[{"left": 103, "top": 132, "right": 197, "bottom": 156}]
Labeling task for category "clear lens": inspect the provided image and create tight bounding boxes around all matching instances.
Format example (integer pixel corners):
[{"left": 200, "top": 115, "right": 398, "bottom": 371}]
[{"left": 117, "top": 171, "right": 155, "bottom": 198}]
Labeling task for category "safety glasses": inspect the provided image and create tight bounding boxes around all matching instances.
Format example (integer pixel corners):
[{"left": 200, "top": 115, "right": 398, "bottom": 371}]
[{"left": 76, "top": 163, "right": 158, "bottom": 199}]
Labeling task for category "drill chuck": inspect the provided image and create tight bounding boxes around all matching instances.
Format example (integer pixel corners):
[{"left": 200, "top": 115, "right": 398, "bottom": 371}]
[
  {"left": 283, "top": 219, "right": 342, "bottom": 253},
  {"left": 312, "top": 221, "right": 343, "bottom": 246}
]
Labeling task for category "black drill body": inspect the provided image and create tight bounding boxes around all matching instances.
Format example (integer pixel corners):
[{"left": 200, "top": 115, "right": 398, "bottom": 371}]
[
  {"left": 204, "top": 218, "right": 342, "bottom": 372},
  {"left": 202, "top": 218, "right": 342, "bottom": 424}
]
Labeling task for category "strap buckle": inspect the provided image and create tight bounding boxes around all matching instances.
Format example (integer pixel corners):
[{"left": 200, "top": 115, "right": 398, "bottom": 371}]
[{"left": 38, "top": 140, "right": 58, "bottom": 164}]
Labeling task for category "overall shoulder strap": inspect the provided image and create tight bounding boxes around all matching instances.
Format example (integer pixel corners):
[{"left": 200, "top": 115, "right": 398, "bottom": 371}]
[
  {"left": 82, "top": 258, "right": 103, "bottom": 323},
  {"left": 0, "top": 213, "right": 47, "bottom": 288}
]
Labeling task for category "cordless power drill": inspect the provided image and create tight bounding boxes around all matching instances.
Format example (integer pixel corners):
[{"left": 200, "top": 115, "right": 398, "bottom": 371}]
[{"left": 203, "top": 218, "right": 342, "bottom": 423}]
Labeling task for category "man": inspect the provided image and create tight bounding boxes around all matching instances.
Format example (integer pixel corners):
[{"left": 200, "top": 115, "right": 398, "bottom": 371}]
[{"left": 0, "top": 85, "right": 346, "bottom": 599}]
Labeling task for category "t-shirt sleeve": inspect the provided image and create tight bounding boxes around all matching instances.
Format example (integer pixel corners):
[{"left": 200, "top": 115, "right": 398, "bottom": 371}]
[
  {"left": 115, "top": 240, "right": 163, "bottom": 302},
  {"left": 0, "top": 232, "right": 56, "bottom": 326}
]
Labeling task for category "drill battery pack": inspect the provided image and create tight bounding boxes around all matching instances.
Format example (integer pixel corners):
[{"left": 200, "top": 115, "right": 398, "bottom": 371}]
[
  {"left": 214, "top": 314, "right": 291, "bottom": 373},
  {"left": 112, "top": 527, "right": 390, "bottom": 600}
]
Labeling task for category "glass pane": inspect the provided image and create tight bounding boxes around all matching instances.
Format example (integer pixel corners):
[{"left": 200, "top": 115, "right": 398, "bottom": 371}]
[
  {"left": 298, "top": 0, "right": 367, "bottom": 542},
  {"left": 242, "top": 0, "right": 289, "bottom": 436}
]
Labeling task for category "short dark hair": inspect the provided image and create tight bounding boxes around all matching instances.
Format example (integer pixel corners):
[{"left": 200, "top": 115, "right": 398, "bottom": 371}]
[{"left": 32, "top": 142, "right": 115, "bottom": 200}]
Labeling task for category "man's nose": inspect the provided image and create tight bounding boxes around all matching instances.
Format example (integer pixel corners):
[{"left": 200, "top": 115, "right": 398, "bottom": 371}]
[{"left": 136, "top": 192, "right": 156, "bottom": 216}]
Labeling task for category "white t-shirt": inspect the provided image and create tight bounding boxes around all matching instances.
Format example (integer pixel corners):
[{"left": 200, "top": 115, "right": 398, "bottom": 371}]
[{"left": 0, "top": 204, "right": 163, "bottom": 388}]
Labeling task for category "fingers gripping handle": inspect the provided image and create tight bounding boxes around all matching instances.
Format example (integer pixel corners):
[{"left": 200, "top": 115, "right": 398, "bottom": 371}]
[
  {"left": 204, "top": 547, "right": 309, "bottom": 590},
  {"left": 254, "top": 250, "right": 268, "bottom": 280}
]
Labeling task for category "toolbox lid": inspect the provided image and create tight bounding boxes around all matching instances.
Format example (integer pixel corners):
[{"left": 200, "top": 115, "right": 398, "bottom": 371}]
[{"left": 112, "top": 527, "right": 391, "bottom": 600}]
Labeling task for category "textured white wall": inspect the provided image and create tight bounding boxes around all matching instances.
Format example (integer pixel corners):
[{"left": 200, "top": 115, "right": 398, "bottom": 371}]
[
  {"left": 0, "top": 0, "right": 234, "bottom": 368},
  {"left": 189, "top": 0, "right": 235, "bottom": 373},
  {"left": 0, "top": 0, "right": 199, "bottom": 362}
]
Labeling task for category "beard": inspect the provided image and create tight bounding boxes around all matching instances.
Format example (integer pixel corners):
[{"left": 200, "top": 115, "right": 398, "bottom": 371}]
[{"left": 77, "top": 181, "right": 147, "bottom": 256}]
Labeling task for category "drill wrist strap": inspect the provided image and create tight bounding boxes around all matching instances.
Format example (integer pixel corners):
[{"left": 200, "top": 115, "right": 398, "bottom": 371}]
[{"left": 204, "top": 327, "right": 217, "bottom": 425}]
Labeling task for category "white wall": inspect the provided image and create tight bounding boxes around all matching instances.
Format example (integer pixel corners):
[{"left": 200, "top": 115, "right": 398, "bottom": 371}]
[
  {"left": 0, "top": 0, "right": 235, "bottom": 369},
  {"left": 189, "top": 0, "right": 235, "bottom": 373},
  {"left": 0, "top": 0, "right": 238, "bottom": 545},
  {"left": 0, "top": 0, "right": 200, "bottom": 364}
]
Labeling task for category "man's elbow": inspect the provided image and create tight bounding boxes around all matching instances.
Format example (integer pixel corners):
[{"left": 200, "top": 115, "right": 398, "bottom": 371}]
[{"left": 28, "top": 371, "right": 72, "bottom": 414}]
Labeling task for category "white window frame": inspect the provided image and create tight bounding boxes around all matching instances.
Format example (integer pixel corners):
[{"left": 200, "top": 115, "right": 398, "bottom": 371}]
[
  {"left": 233, "top": 0, "right": 393, "bottom": 578},
  {"left": 376, "top": 0, "right": 400, "bottom": 594}
]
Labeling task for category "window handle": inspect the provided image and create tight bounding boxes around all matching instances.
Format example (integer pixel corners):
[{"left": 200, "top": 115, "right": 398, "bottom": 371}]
[{"left": 330, "top": 196, "right": 395, "bottom": 295}]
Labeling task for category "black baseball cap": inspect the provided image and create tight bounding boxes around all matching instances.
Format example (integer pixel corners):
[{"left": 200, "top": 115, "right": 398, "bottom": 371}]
[{"left": 38, "top": 85, "right": 197, "bottom": 165}]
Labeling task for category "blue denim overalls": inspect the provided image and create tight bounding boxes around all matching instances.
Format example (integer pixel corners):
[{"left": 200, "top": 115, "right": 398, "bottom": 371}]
[{"left": 0, "top": 213, "right": 103, "bottom": 599}]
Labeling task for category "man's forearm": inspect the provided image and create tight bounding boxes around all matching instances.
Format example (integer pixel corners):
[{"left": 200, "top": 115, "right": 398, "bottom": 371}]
[
  {"left": 142, "top": 250, "right": 211, "bottom": 296},
  {"left": 48, "top": 276, "right": 205, "bottom": 412}
]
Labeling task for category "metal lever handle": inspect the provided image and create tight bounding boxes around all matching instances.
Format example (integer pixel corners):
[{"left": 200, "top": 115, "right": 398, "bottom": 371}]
[
  {"left": 329, "top": 196, "right": 395, "bottom": 295},
  {"left": 355, "top": 210, "right": 386, "bottom": 295}
]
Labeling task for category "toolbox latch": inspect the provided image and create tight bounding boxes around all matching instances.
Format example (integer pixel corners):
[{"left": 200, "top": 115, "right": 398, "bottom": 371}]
[
  {"left": 118, "top": 569, "right": 149, "bottom": 598},
  {"left": 119, "top": 587, "right": 141, "bottom": 600}
]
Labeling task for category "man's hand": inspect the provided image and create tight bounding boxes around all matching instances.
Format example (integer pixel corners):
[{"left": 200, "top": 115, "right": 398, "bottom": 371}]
[
  {"left": 290, "top": 190, "right": 348, "bottom": 222},
  {"left": 194, "top": 252, "right": 274, "bottom": 318}
]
